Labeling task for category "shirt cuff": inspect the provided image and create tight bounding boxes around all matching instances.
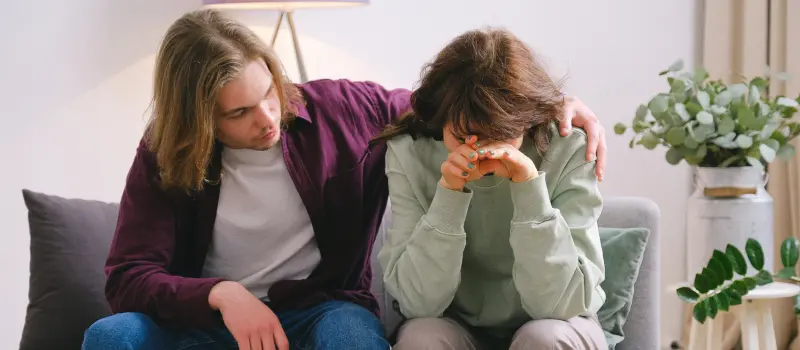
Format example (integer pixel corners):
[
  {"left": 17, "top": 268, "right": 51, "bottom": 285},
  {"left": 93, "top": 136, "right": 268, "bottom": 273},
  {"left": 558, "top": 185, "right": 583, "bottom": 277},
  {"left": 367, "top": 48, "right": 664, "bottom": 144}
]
[
  {"left": 424, "top": 183, "right": 473, "bottom": 234},
  {"left": 509, "top": 171, "right": 555, "bottom": 223}
]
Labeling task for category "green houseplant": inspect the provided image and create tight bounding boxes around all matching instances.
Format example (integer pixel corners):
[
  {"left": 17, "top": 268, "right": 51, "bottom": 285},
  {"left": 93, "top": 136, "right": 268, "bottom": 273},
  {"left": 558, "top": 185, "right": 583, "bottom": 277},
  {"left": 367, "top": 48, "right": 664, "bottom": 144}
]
[
  {"left": 677, "top": 237, "right": 800, "bottom": 323},
  {"left": 614, "top": 59, "right": 800, "bottom": 168},
  {"left": 613, "top": 59, "right": 800, "bottom": 323}
]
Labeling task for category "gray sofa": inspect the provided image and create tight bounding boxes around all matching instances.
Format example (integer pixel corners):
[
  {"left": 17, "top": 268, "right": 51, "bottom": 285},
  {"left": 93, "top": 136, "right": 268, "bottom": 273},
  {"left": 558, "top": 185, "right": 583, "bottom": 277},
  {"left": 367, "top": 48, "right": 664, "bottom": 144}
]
[
  {"left": 19, "top": 189, "right": 660, "bottom": 350},
  {"left": 370, "top": 197, "right": 661, "bottom": 350}
]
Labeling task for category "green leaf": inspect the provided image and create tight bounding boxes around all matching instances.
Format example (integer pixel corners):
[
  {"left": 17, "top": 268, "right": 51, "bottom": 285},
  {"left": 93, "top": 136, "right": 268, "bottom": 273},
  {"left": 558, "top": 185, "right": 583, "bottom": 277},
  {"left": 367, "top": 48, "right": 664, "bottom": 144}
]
[
  {"left": 778, "top": 144, "right": 796, "bottom": 160},
  {"left": 726, "top": 288, "right": 743, "bottom": 306},
  {"left": 716, "top": 292, "right": 731, "bottom": 312},
  {"left": 666, "top": 127, "right": 687, "bottom": 146},
  {"left": 613, "top": 123, "right": 627, "bottom": 135},
  {"left": 781, "top": 238, "right": 800, "bottom": 268},
  {"left": 703, "top": 267, "right": 722, "bottom": 289},
  {"left": 649, "top": 95, "right": 670, "bottom": 114},
  {"left": 718, "top": 117, "right": 736, "bottom": 135},
  {"left": 755, "top": 270, "right": 774, "bottom": 286},
  {"left": 708, "top": 294, "right": 719, "bottom": 318},
  {"left": 729, "top": 84, "right": 748, "bottom": 100},
  {"left": 641, "top": 131, "right": 660, "bottom": 150},
  {"left": 697, "top": 91, "right": 711, "bottom": 110},
  {"left": 720, "top": 155, "right": 742, "bottom": 167},
  {"left": 777, "top": 267, "right": 796, "bottom": 279},
  {"left": 760, "top": 143, "right": 777, "bottom": 163},
  {"left": 635, "top": 105, "right": 648, "bottom": 121},
  {"left": 744, "top": 277, "right": 758, "bottom": 290},
  {"left": 751, "top": 77, "right": 768, "bottom": 89},
  {"left": 668, "top": 59, "right": 684, "bottom": 72},
  {"left": 747, "top": 156, "right": 764, "bottom": 169},
  {"left": 693, "top": 68, "right": 709, "bottom": 85},
  {"left": 765, "top": 138, "right": 781, "bottom": 151},
  {"left": 677, "top": 287, "right": 700, "bottom": 303},
  {"left": 713, "top": 249, "right": 734, "bottom": 279},
  {"left": 711, "top": 105, "right": 727, "bottom": 115},
  {"left": 693, "top": 299, "right": 708, "bottom": 323},
  {"left": 695, "top": 143, "right": 708, "bottom": 159},
  {"left": 697, "top": 111, "right": 714, "bottom": 125},
  {"left": 687, "top": 101, "right": 704, "bottom": 116},
  {"left": 726, "top": 244, "right": 748, "bottom": 275},
  {"left": 693, "top": 124, "right": 715, "bottom": 142},
  {"left": 738, "top": 106, "right": 758, "bottom": 129},
  {"left": 707, "top": 257, "right": 727, "bottom": 285},
  {"left": 716, "top": 90, "right": 733, "bottom": 106},
  {"left": 684, "top": 136, "right": 700, "bottom": 149},
  {"left": 760, "top": 123, "right": 780, "bottom": 140},
  {"left": 749, "top": 85, "right": 761, "bottom": 105},
  {"left": 731, "top": 280, "right": 749, "bottom": 295},
  {"left": 736, "top": 135, "right": 754, "bottom": 149},
  {"left": 671, "top": 79, "right": 687, "bottom": 94},
  {"left": 694, "top": 273, "right": 711, "bottom": 293},
  {"left": 778, "top": 97, "right": 800, "bottom": 108},
  {"left": 666, "top": 148, "right": 684, "bottom": 165},
  {"left": 675, "top": 103, "right": 691, "bottom": 121}
]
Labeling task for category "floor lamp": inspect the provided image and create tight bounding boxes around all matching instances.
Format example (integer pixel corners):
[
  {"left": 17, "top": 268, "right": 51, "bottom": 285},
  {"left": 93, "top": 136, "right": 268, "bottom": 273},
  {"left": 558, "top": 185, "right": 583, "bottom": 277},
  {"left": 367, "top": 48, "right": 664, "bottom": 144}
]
[{"left": 203, "top": 0, "right": 369, "bottom": 83}]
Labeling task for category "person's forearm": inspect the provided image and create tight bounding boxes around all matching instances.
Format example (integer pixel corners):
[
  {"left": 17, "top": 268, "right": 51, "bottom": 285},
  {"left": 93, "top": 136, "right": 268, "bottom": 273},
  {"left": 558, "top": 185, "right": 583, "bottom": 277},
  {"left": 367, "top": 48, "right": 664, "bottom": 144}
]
[
  {"left": 379, "top": 183, "right": 470, "bottom": 318},
  {"left": 507, "top": 171, "right": 605, "bottom": 320}
]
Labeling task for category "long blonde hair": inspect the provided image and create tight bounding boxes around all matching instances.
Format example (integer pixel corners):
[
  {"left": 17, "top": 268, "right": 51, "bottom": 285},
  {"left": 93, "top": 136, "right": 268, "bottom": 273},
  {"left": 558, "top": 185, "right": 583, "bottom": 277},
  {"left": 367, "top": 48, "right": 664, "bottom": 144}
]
[{"left": 145, "top": 8, "right": 302, "bottom": 192}]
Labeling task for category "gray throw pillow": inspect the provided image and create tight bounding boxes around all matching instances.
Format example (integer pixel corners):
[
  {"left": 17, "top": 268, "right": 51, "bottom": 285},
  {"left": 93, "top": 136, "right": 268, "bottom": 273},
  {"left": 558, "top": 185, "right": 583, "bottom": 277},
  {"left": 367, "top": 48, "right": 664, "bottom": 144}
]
[
  {"left": 19, "top": 189, "right": 118, "bottom": 350},
  {"left": 596, "top": 227, "right": 650, "bottom": 349}
]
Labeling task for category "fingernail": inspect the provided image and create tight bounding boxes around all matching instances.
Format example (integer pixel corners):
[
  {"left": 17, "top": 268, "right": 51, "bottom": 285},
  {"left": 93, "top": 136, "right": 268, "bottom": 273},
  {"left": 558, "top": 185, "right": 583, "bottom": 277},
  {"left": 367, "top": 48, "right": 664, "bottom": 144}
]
[
  {"left": 462, "top": 171, "right": 468, "bottom": 177},
  {"left": 468, "top": 163, "right": 474, "bottom": 169},
  {"left": 469, "top": 152, "right": 476, "bottom": 159},
  {"left": 505, "top": 151, "right": 511, "bottom": 156},
  {"left": 488, "top": 150, "right": 495, "bottom": 156},
  {"left": 476, "top": 142, "right": 481, "bottom": 147},
  {"left": 478, "top": 149, "right": 485, "bottom": 155}
]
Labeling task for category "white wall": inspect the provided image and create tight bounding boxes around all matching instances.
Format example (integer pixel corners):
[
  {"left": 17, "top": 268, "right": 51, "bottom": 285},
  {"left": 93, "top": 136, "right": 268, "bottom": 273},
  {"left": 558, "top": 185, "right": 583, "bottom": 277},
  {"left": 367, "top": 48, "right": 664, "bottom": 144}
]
[{"left": 0, "top": 0, "right": 699, "bottom": 348}]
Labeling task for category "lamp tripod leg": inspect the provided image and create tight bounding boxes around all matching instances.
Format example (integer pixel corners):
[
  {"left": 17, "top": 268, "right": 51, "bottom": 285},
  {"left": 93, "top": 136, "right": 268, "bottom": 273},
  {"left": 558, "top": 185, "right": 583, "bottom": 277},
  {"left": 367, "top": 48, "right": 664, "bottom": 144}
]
[
  {"left": 270, "top": 11, "right": 284, "bottom": 47},
  {"left": 286, "top": 11, "right": 308, "bottom": 83}
]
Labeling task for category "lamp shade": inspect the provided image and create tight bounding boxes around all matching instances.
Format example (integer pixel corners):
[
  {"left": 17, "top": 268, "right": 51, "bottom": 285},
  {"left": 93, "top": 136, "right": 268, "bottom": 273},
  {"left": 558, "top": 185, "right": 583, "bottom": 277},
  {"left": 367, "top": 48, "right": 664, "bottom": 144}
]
[{"left": 202, "top": 0, "right": 368, "bottom": 10}]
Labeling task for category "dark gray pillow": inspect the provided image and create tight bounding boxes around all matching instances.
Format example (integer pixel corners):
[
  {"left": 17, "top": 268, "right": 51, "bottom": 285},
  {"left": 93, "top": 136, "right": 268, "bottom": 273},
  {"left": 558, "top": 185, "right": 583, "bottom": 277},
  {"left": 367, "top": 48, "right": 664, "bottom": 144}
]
[{"left": 20, "top": 189, "right": 119, "bottom": 350}]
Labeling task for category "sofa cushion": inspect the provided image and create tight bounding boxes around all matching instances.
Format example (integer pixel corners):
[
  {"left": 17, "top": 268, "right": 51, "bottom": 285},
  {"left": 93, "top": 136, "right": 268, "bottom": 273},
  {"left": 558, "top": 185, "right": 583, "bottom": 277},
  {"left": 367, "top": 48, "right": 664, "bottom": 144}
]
[
  {"left": 597, "top": 226, "right": 650, "bottom": 349},
  {"left": 19, "top": 189, "right": 118, "bottom": 350}
]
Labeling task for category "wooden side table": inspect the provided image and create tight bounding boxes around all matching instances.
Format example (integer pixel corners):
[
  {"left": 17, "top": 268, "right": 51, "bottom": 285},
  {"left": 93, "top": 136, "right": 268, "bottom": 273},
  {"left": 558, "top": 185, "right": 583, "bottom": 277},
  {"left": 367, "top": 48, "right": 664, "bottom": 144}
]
[{"left": 687, "top": 281, "right": 800, "bottom": 350}]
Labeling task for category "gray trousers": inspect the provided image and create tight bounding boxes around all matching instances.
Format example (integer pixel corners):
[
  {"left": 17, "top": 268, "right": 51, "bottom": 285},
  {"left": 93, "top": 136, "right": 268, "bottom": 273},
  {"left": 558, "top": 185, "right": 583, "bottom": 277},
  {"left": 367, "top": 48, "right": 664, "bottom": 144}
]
[{"left": 393, "top": 315, "right": 607, "bottom": 350}]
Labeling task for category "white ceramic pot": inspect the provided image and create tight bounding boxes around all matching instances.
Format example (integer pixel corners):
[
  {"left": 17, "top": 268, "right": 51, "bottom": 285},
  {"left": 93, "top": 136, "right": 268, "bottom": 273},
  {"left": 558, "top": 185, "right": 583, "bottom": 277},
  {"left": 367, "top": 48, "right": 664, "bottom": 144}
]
[{"left": 685, "top": 166, "right": 774, "bottom": 279}]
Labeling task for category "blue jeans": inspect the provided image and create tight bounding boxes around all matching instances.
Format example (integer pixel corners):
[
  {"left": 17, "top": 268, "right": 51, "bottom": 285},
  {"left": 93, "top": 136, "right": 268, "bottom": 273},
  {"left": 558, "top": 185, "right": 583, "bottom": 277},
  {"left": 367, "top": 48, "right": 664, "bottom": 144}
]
[{"left": 82, "top": 300, "right": 389, "bottom": 350}]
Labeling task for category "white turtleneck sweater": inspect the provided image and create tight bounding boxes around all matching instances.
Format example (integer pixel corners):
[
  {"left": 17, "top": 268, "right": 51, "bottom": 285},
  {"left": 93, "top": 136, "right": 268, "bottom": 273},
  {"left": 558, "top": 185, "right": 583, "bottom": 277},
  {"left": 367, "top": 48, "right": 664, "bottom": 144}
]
[{"left": 201, "top": 145, "right": 321, "bottom": 301}]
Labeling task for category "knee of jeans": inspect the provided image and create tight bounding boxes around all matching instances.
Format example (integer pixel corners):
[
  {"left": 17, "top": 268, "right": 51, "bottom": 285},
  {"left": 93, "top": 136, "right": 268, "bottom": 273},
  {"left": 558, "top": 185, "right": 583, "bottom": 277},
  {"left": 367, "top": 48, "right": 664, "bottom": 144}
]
[
  {"left": 314, "top": 302, "right": 388, "bottom": 349},
  {"left": 82, "top": 312, "right": 156, "bottom": 350},
  {"left": 511, "top": 319, "right": 571, "bottom": 350}
]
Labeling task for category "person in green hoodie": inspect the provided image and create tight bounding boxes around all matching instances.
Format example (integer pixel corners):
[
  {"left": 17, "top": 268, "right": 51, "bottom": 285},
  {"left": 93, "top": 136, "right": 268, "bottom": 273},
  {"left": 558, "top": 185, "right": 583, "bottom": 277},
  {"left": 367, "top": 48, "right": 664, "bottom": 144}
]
[{"left": 373, "top": 27, "right": 607, "bottom": 350}]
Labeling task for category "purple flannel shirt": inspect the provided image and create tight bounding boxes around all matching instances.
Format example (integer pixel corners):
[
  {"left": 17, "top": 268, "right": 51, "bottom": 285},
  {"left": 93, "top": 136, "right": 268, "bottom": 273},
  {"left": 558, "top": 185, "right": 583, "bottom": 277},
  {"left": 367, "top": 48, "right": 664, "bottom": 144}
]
[{"left": 104, "top": 79, "right": 411, "bottom": 329}]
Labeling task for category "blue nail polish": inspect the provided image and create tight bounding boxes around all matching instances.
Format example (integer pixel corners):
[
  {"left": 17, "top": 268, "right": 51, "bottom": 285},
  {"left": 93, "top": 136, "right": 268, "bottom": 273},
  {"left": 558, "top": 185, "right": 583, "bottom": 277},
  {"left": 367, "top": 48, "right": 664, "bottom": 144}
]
[
  {"left": 478, "top": 149, "right": 485, "bottom": 155},
  {"left": 462, "top": 171, "right": 468, "bottom": 177},
  {"left": 468, "top": 163, "right": 474, "bottom": 169}
]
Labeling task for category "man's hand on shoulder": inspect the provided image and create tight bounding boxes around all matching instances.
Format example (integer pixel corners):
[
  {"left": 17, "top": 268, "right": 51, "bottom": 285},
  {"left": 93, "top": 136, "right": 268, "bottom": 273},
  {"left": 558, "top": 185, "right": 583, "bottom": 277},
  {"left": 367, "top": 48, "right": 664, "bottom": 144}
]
[
  {"left": 558, "top": 96, "right": 606, "bottom": 182},
  {"left": 209, "top": 281, "right": 289, "bottom": 350}
]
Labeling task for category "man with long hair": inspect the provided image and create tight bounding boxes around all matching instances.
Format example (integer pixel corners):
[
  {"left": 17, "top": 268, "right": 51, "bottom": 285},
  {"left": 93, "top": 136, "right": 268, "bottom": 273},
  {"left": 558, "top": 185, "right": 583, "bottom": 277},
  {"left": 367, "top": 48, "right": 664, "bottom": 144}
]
[{"left": 81, "top": 9, "right": 608, "bottom": 350}]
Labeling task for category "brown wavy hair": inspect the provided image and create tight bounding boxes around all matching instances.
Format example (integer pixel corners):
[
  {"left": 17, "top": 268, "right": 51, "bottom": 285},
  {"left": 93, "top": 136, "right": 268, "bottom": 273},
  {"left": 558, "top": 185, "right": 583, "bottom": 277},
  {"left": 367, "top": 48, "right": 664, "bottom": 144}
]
[
  {"left": 373, "top": 27, "right": 564, "bottom": 153},
  {"left": 145, "top": 9, "right": 302, "bottom": 192}
]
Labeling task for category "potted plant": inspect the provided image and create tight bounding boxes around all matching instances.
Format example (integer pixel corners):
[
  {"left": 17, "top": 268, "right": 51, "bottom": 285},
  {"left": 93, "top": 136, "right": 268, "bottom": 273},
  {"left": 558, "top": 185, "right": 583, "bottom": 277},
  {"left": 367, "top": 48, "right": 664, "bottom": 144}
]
[
  {"left": 614, "top": 59, "right": 800, "bottom": 169},
  {"left": 613, "top": 59, "right": 800, "bottom": 322}
]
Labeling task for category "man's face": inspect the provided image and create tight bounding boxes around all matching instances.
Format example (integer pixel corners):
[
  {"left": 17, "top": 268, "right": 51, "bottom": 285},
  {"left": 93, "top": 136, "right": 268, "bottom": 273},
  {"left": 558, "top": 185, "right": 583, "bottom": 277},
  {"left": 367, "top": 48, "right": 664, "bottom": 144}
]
[{"left": 215, "top": 59, "right": 282, "bottom": 151}]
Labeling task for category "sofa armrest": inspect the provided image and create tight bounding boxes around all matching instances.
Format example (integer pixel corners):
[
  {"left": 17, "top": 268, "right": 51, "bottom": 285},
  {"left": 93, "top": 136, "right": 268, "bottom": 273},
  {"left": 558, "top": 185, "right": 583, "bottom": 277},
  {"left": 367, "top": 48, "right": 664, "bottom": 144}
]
[{"left": 598, "top": 197, "right": 661, "bottom": 350}]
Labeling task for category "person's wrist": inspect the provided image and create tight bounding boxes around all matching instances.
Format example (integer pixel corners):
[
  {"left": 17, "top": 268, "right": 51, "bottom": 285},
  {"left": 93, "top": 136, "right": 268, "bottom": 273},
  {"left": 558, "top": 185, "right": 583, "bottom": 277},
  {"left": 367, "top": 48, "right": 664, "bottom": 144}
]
[
  {"left": 208, "top": 281, "right": 242, "bottom": 311},
  {"left": 439, "top": 177, "right": 462, "bottom": 191},
  {"left": 511, "top": 159, "right": 538, "bottom": 183}
]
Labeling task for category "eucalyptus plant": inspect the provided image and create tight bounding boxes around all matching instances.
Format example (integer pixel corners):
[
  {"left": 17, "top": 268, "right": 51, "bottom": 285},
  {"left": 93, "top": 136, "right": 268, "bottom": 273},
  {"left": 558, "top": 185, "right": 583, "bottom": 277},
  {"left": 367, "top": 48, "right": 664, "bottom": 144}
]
[
  {"left": 614, "top": 59, "right": 800, "bottom": 168},
  {"left": 678, "top": 237, "right": 800, "bottom": 323}
]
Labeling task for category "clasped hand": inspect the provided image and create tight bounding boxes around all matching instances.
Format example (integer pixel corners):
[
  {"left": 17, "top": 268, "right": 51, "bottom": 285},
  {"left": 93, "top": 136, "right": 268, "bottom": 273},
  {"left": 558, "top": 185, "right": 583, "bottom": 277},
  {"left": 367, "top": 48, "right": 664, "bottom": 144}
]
[{"left": 439, "top": 135, "right": 537, "bottom": 191}]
